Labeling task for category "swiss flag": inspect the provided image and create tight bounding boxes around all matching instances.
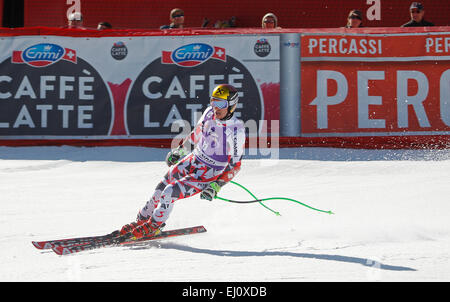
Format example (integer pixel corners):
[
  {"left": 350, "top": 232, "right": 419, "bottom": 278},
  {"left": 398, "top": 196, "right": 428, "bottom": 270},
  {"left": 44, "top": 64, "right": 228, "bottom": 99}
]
[
  {"left": 212, "top": 46, "right": 226, "bottom": 62},
  {"left": 63, "top": 48, "right": 77, "bottom": 63}
]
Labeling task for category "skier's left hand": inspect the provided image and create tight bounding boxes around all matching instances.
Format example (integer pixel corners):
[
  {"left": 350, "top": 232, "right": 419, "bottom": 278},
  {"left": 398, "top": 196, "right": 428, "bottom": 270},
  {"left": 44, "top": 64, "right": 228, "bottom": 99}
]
[{"left": 200, "top": 182, "right": 221, "bottom": 201}]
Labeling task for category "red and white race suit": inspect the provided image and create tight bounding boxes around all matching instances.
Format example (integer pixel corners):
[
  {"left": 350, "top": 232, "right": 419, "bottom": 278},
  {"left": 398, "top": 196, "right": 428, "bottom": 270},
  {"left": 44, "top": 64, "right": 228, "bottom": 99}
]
[{"left": 138, "top": 106, "right": 246, "bottom": 225}]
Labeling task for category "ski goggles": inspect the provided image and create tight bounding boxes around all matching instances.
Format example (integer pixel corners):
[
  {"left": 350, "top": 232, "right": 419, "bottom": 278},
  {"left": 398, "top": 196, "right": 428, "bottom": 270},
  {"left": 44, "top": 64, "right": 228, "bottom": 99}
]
[{"left": 210, "top": 97, "right": 228, "bottom": 109}]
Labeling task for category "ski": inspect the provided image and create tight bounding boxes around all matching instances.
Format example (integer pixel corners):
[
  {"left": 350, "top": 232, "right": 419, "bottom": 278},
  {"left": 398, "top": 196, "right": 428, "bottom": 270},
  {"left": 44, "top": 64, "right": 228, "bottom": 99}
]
[
  {"left": 51, "top": 225, "right": 206, "bottom": 255},
  {"left": 32, "top": 231, "right": 120, "bottom": 250}
]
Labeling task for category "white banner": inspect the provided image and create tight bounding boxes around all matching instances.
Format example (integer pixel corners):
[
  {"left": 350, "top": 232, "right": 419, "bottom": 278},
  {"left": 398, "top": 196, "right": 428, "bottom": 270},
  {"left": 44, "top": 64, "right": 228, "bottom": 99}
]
[{"left": 0, "top": 34, "right": 280, "bottom": 139}]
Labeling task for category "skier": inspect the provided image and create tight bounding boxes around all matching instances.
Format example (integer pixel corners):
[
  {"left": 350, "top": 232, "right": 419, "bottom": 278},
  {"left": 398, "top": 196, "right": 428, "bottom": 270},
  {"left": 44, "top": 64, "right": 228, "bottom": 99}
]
[{"left": 119, "top": 84, "right": 246, "bottom": 240}]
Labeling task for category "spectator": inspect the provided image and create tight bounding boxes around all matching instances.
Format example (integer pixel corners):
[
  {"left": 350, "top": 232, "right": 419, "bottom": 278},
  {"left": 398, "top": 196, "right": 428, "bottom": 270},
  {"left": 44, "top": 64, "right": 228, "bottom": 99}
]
[
  {"left": 262, "top": 13, "right": 279, "bottom": 29},
  {"left": 160, "top": 8, "right": 184, "bottom": 29},
  {"left": 97, "top": 21, "right": 112, "bottom": 30},
  {"left": 214, "top": 16, "right": 237, "bottom": 28},
  {"left": 401, "top": 2, "right": 434, "bottom": 27},
  {"left": 345, "top": 9, "right": 363, "bottom": 28},
  {"left": 201, "top": 18, "right": 209, "bottom": 28},
  {"left": 67, "top": 12, "right": 85, "bottom": 29}
]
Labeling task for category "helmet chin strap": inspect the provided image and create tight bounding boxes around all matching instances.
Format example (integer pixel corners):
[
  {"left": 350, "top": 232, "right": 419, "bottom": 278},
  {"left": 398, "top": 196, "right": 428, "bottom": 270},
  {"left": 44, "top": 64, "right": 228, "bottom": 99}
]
[
  {"left": 220, "top": 105, "right": 236, "bottom": 121},
  {"left": 220, "top": 112, "right": 233, "bottom": 121}
]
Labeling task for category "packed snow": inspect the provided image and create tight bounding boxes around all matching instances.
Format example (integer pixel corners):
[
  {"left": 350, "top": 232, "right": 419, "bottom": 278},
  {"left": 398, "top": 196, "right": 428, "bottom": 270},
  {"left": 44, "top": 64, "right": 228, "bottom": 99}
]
[{"left": 0, "top": 146, "right": 449, "bottom": 281}]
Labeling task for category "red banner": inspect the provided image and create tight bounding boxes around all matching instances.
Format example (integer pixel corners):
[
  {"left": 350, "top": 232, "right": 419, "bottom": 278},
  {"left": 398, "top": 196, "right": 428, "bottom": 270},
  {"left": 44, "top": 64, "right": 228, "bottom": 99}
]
[
  {"left": 301, "top": 33, "right": 450, "bottom": 136},
  {"left": 23, "top": 0, "right": 450, "bottom": 29},
  {"left": 302, "top": 34, "right": 450, "bottom": 58}
]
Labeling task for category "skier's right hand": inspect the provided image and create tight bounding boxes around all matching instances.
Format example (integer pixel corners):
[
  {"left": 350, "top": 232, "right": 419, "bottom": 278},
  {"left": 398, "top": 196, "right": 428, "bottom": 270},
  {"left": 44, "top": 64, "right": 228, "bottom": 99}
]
[{"left": 165, "top": 147, "right": 187, "bottom": 167}]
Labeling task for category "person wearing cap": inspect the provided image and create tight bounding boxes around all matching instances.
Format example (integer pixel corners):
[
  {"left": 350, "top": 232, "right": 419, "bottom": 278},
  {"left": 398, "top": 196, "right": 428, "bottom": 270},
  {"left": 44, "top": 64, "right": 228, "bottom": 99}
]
[
  {"left": 401, "top": 2, "right": 434, "bottom": 27},
  {"left": 67, "top": 12, "right": 85, "bottom": 29},
  {"left": 160, "top": 8, "right": 185, "bottom": 29},
  {"left": 262, "top": 13, "right": 280, "bottom": 29},
  {"left": 345, "top": 9, "right": 363, "bottom": 28}
]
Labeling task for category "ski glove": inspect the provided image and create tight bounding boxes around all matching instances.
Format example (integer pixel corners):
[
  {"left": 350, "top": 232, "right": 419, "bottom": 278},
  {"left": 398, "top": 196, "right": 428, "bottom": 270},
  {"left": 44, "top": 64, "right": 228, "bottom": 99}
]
[
  {"left": 165, "top": 146, "right": 187, "bottom": 167},
  {"left": 200, "top": 182, "right": 221, "bottom": 201}
]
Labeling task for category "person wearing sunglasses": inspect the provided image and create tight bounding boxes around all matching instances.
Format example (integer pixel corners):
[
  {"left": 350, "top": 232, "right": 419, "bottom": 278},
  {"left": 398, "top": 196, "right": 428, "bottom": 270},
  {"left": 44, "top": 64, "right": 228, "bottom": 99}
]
[
  {"left": 160, "top": 8, "right": 185, "bottom": 29},
  {"left": 401, "top": 2, "right": 434, "bottom": 27},
  {"left": 262, "top": 13, "right": 280, "bottom": 29},
  {"left": 118, "top": 84, "right": 245, "bottom": 240},
  {"left": 67, "top": 12, "right": 85, "bottom": 29}
]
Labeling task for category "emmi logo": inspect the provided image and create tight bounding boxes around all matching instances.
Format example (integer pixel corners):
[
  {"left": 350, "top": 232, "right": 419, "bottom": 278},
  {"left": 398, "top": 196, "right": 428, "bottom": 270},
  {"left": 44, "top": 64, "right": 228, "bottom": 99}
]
[
  {"left": 162, "top": 43, "right": 226, "bottom": 67},
  {"left": 12, "top": 43, "right": 77, "bottom": 67}
]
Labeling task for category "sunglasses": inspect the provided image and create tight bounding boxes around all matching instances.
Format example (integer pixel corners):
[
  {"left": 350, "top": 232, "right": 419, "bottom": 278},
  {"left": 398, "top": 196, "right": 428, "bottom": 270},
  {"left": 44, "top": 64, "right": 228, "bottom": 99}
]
[
  {"left": 410, "top": 9, "right": 422, "bottom": 13},
  {"left": 210, "top": 98, "right": 228, "bottom": 109},
  {"left": 172, "top": 14, "right": 184, "bottom": 18}
]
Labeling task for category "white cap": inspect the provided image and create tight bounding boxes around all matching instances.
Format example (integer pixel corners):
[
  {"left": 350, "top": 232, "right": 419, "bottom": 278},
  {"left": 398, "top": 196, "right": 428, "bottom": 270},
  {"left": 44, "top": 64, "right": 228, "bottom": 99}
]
[{"left": 68, "top": 12, "right": 83, "bottom": 21}]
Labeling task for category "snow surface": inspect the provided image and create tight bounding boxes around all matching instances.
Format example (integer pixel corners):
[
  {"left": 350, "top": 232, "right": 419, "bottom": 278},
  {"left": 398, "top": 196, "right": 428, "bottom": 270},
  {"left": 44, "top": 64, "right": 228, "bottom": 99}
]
[{"left": 1, "top": 146, "right": 449, "bottom": 282}]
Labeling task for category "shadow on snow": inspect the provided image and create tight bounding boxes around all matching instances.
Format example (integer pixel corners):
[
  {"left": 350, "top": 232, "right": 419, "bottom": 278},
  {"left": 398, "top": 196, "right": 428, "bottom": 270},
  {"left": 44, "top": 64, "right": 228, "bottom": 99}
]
[{"left": 127, "top": 242, "right": 416, "bottom": 272}]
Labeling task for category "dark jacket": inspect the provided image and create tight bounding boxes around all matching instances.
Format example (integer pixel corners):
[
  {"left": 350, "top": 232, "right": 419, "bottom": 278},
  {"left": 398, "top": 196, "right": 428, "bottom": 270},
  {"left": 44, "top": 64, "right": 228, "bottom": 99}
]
[
  {"left": 160, "top": 23, "right": 181, "bottom": 29},
  {"left": 401, "top": 19, "right": 434, "bottom": 27}
]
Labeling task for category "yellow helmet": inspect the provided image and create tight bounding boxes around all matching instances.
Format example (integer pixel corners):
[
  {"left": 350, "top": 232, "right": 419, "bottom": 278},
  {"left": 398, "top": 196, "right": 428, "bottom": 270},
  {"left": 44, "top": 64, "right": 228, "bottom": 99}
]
[{"left": 211, "top": 84, "right": 239, "bottom": 120}]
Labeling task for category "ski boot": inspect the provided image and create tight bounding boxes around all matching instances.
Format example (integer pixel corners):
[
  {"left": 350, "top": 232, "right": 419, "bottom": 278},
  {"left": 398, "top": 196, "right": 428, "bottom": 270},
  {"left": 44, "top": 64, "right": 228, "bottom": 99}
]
[{"left": 117, "top": 216, "right": 165, "bottom": 243}]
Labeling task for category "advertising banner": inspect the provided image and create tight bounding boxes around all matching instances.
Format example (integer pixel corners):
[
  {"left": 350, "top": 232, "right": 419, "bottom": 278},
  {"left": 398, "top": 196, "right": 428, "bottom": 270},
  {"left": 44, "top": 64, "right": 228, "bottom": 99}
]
[
  {"left": 300, "top": 32, "right": 450, "bottom": 137},
  {"left": 0, "top": 34, "right": 280, "bottom": 140},
  {"left": 0, "top": 28, "right": 448, "bottom": 149}
]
